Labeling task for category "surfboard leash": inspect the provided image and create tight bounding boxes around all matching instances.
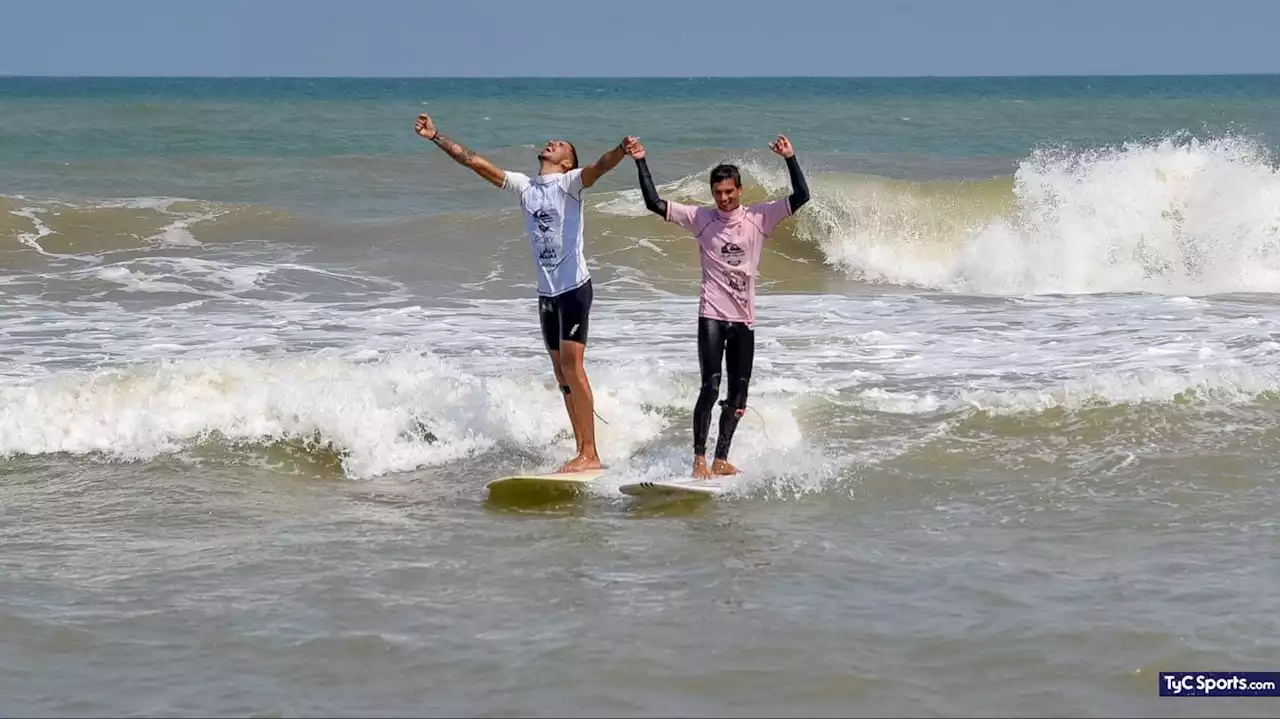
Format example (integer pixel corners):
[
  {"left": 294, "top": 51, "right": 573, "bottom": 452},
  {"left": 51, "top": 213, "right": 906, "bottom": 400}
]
[{"left": 749, "top": 406, "right": 771, "bottom": 445}]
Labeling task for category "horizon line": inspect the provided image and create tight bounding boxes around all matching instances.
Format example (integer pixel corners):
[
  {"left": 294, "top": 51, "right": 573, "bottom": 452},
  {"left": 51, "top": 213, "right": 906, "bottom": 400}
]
[{"left": 4, "top": 72, "right": 1280, "bottom": 80}]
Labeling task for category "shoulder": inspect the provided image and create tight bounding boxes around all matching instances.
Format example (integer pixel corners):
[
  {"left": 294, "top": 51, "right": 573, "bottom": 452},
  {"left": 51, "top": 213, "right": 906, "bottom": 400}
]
[
  {"left": 664, "top": 200, "right": 701, "bottom": 220},
  {"left": 747, "top": 198, "right": 793, "bottom": 228},
  {"left": 561, "top": 169, "right": 586, "bottom": 197},
  {"left": 669, "top": 200, "right": 713, "bottom": 213},
  {"left": 502, "top": 171, "right": 531, "bottom": 193},
  {"left": 748, "top": 198, "right": 791, "bottom": 216},
  {"left": 666, "top": 201, "right": 718, "bottom": 234}
]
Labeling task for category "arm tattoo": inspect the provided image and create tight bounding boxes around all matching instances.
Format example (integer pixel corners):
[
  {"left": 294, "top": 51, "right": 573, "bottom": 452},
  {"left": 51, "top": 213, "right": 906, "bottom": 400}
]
[{"left": 431, "top": 132, "right": 476, "bottom": 164}]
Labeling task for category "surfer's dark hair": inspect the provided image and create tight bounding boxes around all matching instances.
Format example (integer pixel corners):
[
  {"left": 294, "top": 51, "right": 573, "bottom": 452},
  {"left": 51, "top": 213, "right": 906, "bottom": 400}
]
[
  {"left": 568, "top": 142, "right": 579, "bottom": 170},
  {"left": 709, "top": 163, "right": 741, "bottom": 187}
]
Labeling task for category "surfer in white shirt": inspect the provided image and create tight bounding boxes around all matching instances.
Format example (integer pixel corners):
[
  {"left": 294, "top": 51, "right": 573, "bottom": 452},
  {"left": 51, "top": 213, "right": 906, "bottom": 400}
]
[{"left": 415, "top": 113, "right": 632, "bottom": 473}]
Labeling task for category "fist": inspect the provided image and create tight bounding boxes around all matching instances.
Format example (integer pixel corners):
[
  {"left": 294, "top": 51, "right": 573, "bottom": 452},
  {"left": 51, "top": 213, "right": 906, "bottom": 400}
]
[
  {"left": 415, "top": 113, "right": 437, "bottom": 140},
  {"left": 624, "top": 137, "right": 646, "bottom": 160},
  {"left": 770, "top": 134, "right": 794, "bottom": 158}
]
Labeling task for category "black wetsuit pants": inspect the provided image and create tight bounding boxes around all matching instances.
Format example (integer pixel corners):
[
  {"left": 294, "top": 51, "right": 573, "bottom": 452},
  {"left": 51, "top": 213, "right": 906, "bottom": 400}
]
[{"left": 694, "top": 317, "right": 754, "bottom": 461}]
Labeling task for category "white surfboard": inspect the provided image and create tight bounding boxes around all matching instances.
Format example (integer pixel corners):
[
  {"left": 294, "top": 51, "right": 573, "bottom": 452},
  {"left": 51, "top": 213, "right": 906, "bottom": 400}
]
[
  {"left": 618, "top": 476, "right": 731, "bottom": 499},
  {"left": 485, "top": 468, "right": 608, "bottom": 496}
]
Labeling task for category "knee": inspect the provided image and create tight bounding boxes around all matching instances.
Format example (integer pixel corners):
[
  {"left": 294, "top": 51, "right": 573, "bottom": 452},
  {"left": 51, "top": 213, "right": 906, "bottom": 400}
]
[
  {"left": 699, "top": 372, "right": 722, "bottom": 397},
  {"left": 723, "top": 377, "right": 750, "bottom": 411},
  {"left": 549, "top": 357, "right": 567, "bottom": 384},
  {"left": 558, "top": 354, "right": 586, "bottom": 383}
]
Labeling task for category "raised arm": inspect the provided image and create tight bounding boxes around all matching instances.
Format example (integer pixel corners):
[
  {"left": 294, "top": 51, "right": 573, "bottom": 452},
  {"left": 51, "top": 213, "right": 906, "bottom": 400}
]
[
  {"left": 415, "top": 113, "right": 505, "bottom": 188},
  {"left": 770, "top": 134, "right": 810, "bottom": 213},
  {"left": 580, "top": 136, "right": 634, "bottom": 189},
  {"left": 624, "top": 138, "right": 667, "bottom": 218}
]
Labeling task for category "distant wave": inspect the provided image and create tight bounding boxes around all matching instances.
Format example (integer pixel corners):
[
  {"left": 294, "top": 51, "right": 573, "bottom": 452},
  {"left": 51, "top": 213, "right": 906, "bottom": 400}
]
[{"left": 1, "top": 195, "right": 302, "bottom": 262}]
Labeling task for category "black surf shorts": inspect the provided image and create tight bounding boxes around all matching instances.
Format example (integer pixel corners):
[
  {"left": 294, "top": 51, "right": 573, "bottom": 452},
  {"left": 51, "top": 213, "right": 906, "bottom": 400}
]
[{"left": 538, "top": 279, "right": 592, "bottom": 352}]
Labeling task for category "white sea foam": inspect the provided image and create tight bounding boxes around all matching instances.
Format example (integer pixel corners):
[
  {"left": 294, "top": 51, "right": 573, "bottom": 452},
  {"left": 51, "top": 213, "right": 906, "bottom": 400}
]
[{"left": 2, "top": 279, "right": 1279, "bottom": 483}]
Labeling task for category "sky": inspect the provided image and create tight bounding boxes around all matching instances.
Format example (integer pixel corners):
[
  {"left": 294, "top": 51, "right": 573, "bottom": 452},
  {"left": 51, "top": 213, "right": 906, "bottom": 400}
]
[{"left": 3, "top": 0, "right": 1278, "bottom": 78}]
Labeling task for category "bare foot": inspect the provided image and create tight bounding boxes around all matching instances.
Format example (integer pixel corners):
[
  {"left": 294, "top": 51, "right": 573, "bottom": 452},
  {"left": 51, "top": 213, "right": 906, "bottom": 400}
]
[
  {"left": 557, "top": 453, "right": 603, "bottom": 474},
  {"left": 691, "top": 455, "right": 712, "bottom": 480},
  {"left": 711, "top": 458, "right": 740, "bottom": 476}
]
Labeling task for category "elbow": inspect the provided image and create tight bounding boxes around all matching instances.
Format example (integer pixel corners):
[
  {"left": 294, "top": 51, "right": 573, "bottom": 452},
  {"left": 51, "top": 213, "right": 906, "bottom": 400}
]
[
  {"left": 789, "top": 190, "right": 810, "bottom": 212},
  {"left": 644, "top": 198, "right": 665, "bottom": 217}
]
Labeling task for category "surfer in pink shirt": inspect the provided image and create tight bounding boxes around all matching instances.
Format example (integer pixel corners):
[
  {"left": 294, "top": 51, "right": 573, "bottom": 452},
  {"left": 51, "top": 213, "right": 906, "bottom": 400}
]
[{"left": 624, "top": 135, "right": 809, "bottom": 479}]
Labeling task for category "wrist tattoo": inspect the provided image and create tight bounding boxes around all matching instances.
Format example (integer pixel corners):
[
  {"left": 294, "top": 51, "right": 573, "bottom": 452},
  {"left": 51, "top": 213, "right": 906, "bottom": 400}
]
[{"left": 432, "top": 132, "right": 476, "bottom": 163}]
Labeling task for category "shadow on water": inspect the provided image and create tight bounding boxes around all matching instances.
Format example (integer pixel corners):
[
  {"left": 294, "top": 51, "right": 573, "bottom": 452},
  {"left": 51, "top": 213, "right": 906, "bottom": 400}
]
[
  {"left": 621, "top": 494, "right": 719, "bottom": 519},
  {"left": 481, "top": 482, "right": 723, "bottom": 519}
]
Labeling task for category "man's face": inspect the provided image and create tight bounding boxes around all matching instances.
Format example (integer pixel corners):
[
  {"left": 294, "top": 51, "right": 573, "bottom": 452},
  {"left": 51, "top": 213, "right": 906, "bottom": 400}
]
[
  {"left": 712, "top": 178, "right": 742, "bottom": 212},
  {"left": 538, "top": 140, "right": 576, "bottom": 171}
]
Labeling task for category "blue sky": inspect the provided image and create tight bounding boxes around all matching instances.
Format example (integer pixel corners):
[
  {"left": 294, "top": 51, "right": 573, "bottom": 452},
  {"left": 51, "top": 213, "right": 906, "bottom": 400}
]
[{"left": 4, "top": 0, "right": 1278, "bottom": 77}]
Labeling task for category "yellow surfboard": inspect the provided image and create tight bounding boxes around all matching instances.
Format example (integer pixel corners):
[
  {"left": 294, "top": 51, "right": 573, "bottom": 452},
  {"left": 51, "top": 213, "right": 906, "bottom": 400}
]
[{"left": 484, "top": 468, "right": 609, "bottom": 497}]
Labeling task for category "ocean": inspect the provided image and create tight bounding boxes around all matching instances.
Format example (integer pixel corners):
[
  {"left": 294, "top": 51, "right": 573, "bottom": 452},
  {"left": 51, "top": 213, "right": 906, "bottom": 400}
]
[{"left": 3, "top": 75, "right": 1280, "bottom": 716}]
